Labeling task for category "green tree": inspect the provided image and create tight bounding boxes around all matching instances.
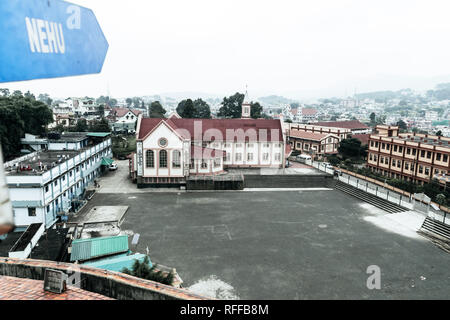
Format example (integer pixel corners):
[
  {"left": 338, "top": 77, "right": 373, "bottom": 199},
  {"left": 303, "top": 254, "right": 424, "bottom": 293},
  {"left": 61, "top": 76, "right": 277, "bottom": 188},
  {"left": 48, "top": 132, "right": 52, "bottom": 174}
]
[
  {"left": 217, "top": 93, "right": 245, "bottom": 118},
  {"left": 149, "top": 101, "right": 166, "bottom": 118},
  {"left": 396, "top": 119, "right": 407, "bottom": 131},
  {"left": 250, "top": 102, "right": 263, "bottom": 119},
  {"left": 193, "top": 99, "right": 211, "bottom": 119},
  {"left": 177, "top": 99, "right": 195, "bottom": 118},
  {"left": 436, "top": 130, "right": 443, "bottom": 137},
  {"left": 0, "top": 91, "right": 53, "bottom": 160},
  {"left": 338, "top": 138, "right": 365, "bottom": 160},
  {"left": 89, "top": 118, "right": 111, "bottom": 132},
  {"left": 369, "top": 112, "right": 376, "bottom": 124},
  {"left": 74, "top": 119, "right": 88, "bottom": 132},
  {"left": 121, "top": 256, "right": 175, "bottom": 286}
]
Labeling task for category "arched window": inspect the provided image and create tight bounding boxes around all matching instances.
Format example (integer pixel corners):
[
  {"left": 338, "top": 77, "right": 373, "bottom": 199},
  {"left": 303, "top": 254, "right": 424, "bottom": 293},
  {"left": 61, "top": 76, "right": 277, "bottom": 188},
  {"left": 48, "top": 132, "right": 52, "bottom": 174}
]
[
  {"left": 146, "top": 150, "right": 154, "bottom": 168},
  {"left": 159, "top": 150, "right": 167, "bottom": 168},
  {"left": 172, "top": 150, "right": 181, "bottom": 168}
]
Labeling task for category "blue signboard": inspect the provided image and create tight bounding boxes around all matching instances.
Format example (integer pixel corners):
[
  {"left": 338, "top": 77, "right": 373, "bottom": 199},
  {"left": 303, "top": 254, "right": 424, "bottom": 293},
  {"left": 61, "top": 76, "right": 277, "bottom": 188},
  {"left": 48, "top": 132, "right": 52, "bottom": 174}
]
[{"left": 0, "top": 0, "right": 109, "bottom": 82}]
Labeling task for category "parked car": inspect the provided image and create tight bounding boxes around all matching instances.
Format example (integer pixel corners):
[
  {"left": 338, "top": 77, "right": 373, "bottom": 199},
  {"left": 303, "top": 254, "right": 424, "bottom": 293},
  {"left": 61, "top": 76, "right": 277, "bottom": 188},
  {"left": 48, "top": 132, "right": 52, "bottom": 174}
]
[{"left": 109, "top": 163, "right": 118, "bottom": 171}]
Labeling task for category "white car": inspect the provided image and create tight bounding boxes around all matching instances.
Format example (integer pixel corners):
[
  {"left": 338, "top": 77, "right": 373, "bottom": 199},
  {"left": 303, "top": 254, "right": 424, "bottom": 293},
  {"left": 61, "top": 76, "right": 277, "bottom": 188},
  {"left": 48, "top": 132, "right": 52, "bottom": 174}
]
[{"left": 109, "top": 163, "right": 118, "bottom": 171}]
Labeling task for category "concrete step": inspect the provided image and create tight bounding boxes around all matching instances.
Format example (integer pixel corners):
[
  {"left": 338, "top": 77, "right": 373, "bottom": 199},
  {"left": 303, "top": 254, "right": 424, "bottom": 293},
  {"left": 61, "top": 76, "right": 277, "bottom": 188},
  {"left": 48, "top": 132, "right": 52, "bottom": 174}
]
[
  {"left": 335, "top": 181, "right": 407, "bottom": 214},
  {"left": 421, "top": 217, "right": 450, "bottom": 241},
  {"left": 335, "top": 183, "right": 403, "bottom": 212},
  {"left": 244, "top": 175, "right": 336, "bottom": 189}
]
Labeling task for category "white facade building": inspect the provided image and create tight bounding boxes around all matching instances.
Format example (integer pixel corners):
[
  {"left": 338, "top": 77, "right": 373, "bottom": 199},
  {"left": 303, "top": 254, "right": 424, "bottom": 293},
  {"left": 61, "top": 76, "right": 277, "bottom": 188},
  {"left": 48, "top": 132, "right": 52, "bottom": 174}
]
[
  {"left": 4, "top": 133, "right": 112, "bottom": 229},
  {"left": 131, "top": 112, "right": 288, "bottom": 187}
]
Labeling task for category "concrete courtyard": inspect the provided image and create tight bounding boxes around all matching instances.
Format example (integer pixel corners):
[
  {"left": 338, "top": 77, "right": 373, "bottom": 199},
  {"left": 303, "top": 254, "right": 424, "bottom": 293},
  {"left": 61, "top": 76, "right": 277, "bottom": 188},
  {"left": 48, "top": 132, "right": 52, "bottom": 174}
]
[{"left": 79, "top": 187, "right": 450, "bottom": 300}]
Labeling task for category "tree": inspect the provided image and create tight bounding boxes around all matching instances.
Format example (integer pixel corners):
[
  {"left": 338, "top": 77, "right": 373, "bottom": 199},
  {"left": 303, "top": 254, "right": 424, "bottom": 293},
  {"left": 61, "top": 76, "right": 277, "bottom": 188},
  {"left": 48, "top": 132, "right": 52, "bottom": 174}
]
[
  {"left": 436, "top": 130, "right": 443, "bottom": 137},
  {"left": 38, "top": 93, "right": 52, "bottom": 106},
  {"left": 369, "top": 112, "right": 376, "bottom": 124},
  {"left": 121, "top": 256, "right": 175, "bottom": 286},
  {"left": 177, "top": 99, "right": 195, "bottom": 118},
  {"left": 217, "top": 93, "right": 245, "bottom": 119},
  {"left": 250, "top": 102, "right": 263, "bottom": 119},
  {"left": 74, "top": 119, "right": 88, "bottom": 132},
  {"left": 0, "top": 91, "right": 53, "bottom": 160},
  {"left": 126, "top": 98, "right": 133, "bottom": 107},
  {"left": 193, "top": 99, "right": 211, "bottom": 119},
  {"left": 148, "top": 101, "right": 166, "bottom": 118},
  {"left": 89, "top": 118, "right": 111, "bottom": 132},
  {"left": 338, "top": 138, "right": 365, "bottom": 159},
  {"left": 436, "top": 194, "right": 447, "bottom": 207},
  {"left": 396, "top": 120, "right": 407, "bottom": 131}
]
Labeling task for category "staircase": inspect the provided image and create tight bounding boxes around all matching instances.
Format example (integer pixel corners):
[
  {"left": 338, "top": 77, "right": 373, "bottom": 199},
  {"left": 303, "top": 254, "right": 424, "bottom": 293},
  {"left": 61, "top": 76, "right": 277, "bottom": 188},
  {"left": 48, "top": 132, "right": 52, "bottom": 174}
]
[
  {"left": 335, "top": 181, "right": 408, "bottom": 214},
  {"left": 420, "top": 217, "right": 450, "bottom": 241}
]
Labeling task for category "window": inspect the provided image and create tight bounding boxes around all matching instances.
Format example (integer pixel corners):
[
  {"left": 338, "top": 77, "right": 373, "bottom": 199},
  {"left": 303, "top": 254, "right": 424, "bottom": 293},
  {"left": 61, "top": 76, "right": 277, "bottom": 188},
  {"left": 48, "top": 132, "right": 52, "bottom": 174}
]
[
  {"left": 386, "top": 144, "right": 390, "bottom": 151},
  {"left": 394, "top": 145, "right": 397, "bottom": 152},
  {"left": 275, "top": 153, "right": 281, "bottom": 161},
  {"left": 444, "top": 154, "right": 449, "bottom": 163},
  {"left": 392, "top": 159, "right": 396, "bottom": 167},
  {"left": 405, "top": 163, "right": 409, "bottom": 170},
  {"left": 28, "top": 208, "right": 36, "bottom": 217},
  {"left": 419, "top": 166, "right": 423, "bottom": 174},
  {"left": 226, "top": 152, "right": 231, "bottom": 162},
  {"left": 397, "top": 160, "right": 401, "bottom": 168},
  {"left": 201, "top": 160, "right": 208, "bottom": 169},
  {"left": 69, "top": 171, "right": 73, "bottom": 177},
  {"left": 406, "top": 148, "right": 411, "bottom": 155},
  {"left": 158, "top": 138, "right": 168, "bottom": 147},
  {"left": 62, "top": 175, "right": 65, "bottom": 181},
  {"left": 172, "top": 150, "right": 181, "bottom": 168},
  {"left": 412, "top": 149, "right": 416, "bottom": 156},
  {"left": 76, "top": 166, "right": 80, "bottom": 172},
  {"left": 47, "top": 206, "right": 50, "bottom": 213},
  {"left": 436, "top": 153, "right": 441, "bottom": 161},
  {"left": 45, "top": 185, "right": 49, "bottom": 193},
  {"left": 304, "top": 144, "right": 309, "bottom": 151},
  {"left": 146, "top": 150, "right": 154, "bottom": 168},
  {"left": 263, "top": 153, "right": 269, "bottom": 161},
  {"left": 425, "top": 167, "right": 430, "bottom": 175},
  {"left": 247, "top": 143, "right": 254, "bottom": 148},
  {"left": 427, "top": 151, "right": 432, "bottom": 159},
  {"left": 190, "top": 159, "right": 195, "bottom": 169},
  {"left": 247, "top": 153, "right": 253, "bottom": 161},
  {"left": 263, "top": 143, "right": 270, "bottom": 148},
  {"left": 159, "top": 150, "right": 167, "bottom": 168},
  {"left": 421, "top": 150, "right": 425, "bottom": 158},
  {"left": 214, "top": 158, "right": 221, "bottom": 168},
  {"left": 296, "top": 142, "right": 302, "bottom": 148},
  {"left": 369, "top": 154, "right": 373, "bottom": 161},
  {"left": 236, "top": 143, "right": 242, "bottom": 148},
  {"left": 54, "top": 180, "right": 58, "bottom": 186},
  {"left": 235, "top": 153, "right": 242, "bottom": 161},
  {"left": 382, "top": 143, "right": 385, "bottom": 149},
  {"left": 399, "top": 146, "right": 403, "bottom": 153}
]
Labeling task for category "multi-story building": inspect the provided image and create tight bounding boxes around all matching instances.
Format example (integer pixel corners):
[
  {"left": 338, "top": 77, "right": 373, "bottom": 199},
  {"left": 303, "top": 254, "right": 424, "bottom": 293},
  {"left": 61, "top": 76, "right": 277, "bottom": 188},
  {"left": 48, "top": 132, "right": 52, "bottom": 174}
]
[
  {"left": 367, "top": 125, "right": 450, "bottom": 186},
  {"left": 4, "top": 133, "right": 112, "bottom": 230},
  {"left": 287, "top": 123, "right": 351, "bottom": 141},
  {"left": 131, "top": 108, "right": 288, "bottom": 187},
  {"left": 288, "top": 130, "right": 339, "bottom": 159}
]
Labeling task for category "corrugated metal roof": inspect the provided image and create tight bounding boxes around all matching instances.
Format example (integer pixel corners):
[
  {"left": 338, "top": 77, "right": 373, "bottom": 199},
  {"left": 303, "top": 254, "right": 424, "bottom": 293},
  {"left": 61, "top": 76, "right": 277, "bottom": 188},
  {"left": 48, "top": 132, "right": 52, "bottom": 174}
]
[
  {"left": 83, "top": 253, "right": 150, "bottom": 272},
  {"left": 70, "top": 235, "right": 129, "bottom": 262},
  {"left": 86, "top": 132, "right": 111, "bottom": 138}
]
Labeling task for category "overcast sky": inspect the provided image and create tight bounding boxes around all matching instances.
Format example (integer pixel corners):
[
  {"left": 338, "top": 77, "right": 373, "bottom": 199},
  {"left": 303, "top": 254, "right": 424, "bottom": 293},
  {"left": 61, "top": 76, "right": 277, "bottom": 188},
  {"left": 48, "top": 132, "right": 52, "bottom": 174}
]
[{"left": 4, "top": 0, "right": 450, "bottom": 100}]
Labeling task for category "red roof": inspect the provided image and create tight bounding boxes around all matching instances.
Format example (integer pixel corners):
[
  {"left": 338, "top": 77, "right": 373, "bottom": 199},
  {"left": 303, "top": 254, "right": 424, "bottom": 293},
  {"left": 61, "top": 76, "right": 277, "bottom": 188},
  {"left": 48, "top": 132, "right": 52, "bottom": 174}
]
[
  {"left": 289, "top": 130, "right": 332, "bottom": 141},
  {"left": 0, "top": 276, "right": 113, "bottom": 300},
  {"left": 315, "top": 120, "right": 369, "bottom": 130},
  {"left": 191, "top": 145, "right": 226, "bottom": 159},
  {"left": 113, "top": 108, "right": 142, "bottom": 118},
  {"left": 302, "top": 108, "right": 318, "bottom": 116},
  {"left": 138, "top": 118, "right": 284, "bottom": 142},
  {"left": 352, "top": 134, "right": 370, "bottom": 145}
]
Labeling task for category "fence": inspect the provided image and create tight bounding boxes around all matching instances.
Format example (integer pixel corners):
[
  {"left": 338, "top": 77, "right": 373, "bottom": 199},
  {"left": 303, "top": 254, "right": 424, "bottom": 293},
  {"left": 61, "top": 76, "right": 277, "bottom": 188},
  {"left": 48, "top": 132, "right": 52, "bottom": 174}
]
[{"left": 311, "top": 161, "right": 449, "bottom": 225}]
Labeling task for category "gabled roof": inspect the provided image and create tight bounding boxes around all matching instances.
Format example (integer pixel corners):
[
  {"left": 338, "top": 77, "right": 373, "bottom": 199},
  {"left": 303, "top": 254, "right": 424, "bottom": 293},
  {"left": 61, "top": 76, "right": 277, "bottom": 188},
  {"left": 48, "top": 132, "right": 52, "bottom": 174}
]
[
  {"left": 138, "top": 118, "right": 284, "bottom": 142},
  {"left": 315, "top": 120, "right": 369, "bottom": 130},
  {"left": 289, "top": 130, "right": 338, "bottom": 141},
  {"left": 113, "top": 108, "right": 142, "bottom": 118},
  {"left": 302, "top": 108, "right": 318, "bottom": 116},
  {"left": 352, "top": 134, "right": 370, "bottom": 145}
]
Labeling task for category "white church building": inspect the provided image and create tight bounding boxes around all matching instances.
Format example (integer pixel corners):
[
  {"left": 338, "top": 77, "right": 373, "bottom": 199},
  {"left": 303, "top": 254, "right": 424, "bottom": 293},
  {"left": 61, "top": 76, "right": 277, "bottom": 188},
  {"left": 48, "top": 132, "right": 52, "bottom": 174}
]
[{"left": 130, "top": 103, "right": 290, "bottom": 187}]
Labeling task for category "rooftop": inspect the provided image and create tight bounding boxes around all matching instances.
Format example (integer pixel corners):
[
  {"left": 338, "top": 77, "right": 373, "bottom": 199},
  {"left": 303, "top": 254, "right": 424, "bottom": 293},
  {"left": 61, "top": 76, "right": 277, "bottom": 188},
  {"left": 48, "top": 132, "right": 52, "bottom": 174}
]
[
  {"left": 0, "top": 275, "right": 113, "bottom": 300},
  {"left": 138, "top": 118, "right": 284, "bottom": 142},
  {"left": 289, "top": 130, "right": 332, "bottom": 141},
  {"left": 4, "top": 149, "right": 80, "bottom": 176},
  {"left": 70, "top": 235, "right": 129, "bottom": 262},
  {"left": 315, "top": 120, "right": 370, "bottom": 130}
]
